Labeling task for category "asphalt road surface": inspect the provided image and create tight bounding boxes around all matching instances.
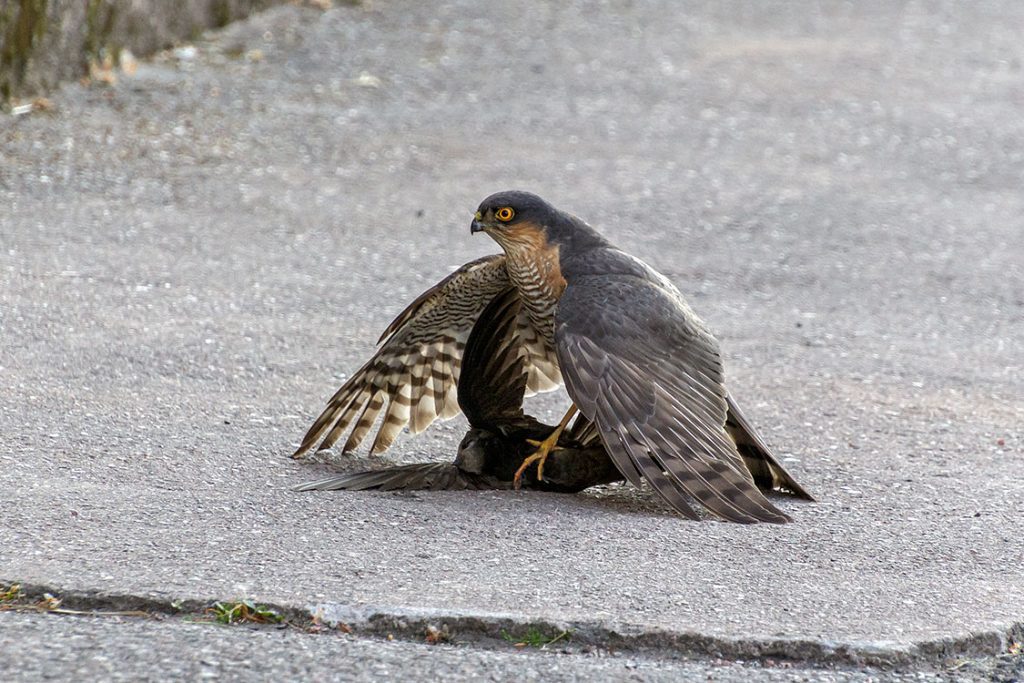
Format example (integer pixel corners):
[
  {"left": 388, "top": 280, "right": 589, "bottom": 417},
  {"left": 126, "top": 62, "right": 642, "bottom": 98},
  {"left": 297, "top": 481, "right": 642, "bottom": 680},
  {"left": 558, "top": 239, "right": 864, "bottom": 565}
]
[{"left": 2, "top": 1, "right": 1022, "bottom": 680}]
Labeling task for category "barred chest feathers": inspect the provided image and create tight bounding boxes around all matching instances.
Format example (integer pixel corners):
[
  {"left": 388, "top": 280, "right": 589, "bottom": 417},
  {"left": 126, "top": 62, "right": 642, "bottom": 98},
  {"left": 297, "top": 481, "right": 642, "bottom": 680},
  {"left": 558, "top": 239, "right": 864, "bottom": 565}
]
[{"left": 503, "top": 241, "right": 566, "bottom": 347}]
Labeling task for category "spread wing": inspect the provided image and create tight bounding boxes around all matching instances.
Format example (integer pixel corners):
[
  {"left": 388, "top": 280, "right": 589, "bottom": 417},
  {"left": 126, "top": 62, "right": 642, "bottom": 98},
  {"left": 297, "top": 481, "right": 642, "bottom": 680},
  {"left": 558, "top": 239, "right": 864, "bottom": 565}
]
[
  {"left": 555, "top": 273, "right": 791, "bottom": 523},
  {"left": 293, "top": 255, "right": 561, "bottom": 458}
]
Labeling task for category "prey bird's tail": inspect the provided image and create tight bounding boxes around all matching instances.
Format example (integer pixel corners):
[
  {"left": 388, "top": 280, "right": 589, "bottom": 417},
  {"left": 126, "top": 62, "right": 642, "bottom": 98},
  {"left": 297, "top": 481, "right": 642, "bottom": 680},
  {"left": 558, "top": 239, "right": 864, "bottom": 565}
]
[{"left": 293, "top": 463, "right": 500, "bottom": 492}]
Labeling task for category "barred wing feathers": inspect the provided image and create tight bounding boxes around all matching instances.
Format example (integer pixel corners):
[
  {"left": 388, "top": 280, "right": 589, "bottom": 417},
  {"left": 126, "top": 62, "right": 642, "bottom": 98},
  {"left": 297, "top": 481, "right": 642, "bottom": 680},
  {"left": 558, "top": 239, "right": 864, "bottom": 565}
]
[{"left": 293, "top": 255, "right": 560, "bottom": 459}]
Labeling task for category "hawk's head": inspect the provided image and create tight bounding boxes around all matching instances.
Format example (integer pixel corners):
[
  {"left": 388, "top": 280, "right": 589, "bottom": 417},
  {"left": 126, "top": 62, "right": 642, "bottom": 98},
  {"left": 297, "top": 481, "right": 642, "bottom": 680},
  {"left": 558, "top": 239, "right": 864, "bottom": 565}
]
[
  {"left": 470, "top": 190, "right": 606, "bottom": 255},
  {"left": 471, "top": 190, "right": 555, "bottom": 238}
]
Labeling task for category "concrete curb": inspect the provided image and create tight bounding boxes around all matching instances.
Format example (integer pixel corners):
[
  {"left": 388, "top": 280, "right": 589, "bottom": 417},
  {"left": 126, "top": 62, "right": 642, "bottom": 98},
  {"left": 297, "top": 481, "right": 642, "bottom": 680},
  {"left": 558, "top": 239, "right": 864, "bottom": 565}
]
[{"left": 6, "top": 581, "right": 1020, "bottom": 669}]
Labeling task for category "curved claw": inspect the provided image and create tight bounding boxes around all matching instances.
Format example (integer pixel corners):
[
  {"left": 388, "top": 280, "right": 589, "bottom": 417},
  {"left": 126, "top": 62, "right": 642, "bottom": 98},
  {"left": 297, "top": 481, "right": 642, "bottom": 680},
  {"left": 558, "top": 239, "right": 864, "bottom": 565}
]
[
  {"left": 512, "top": 405, "right": 578, "bottom": 489},
  {"left": 512, "top": 436, "right": 561, "bottom": 489}
]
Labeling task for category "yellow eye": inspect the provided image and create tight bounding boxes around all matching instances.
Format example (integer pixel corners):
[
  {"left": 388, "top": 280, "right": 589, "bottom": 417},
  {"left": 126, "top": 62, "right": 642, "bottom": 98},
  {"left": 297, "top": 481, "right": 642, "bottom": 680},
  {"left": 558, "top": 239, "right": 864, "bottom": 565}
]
[{"left": 495, "top": 207, "right": 515, "bottom": 222}]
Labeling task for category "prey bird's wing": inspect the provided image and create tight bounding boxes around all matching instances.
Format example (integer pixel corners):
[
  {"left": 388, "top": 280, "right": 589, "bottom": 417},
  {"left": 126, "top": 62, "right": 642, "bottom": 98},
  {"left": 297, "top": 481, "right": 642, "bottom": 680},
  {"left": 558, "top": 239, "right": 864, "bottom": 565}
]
[
  {"left": 457, "top": 288, "right": 529, "bottom": 428},
  {"left": 294, "top": 255, "right": 559, "bottom": 458},
  {"left": 555, "top": 272, "right": 791, "bottom": 524}
]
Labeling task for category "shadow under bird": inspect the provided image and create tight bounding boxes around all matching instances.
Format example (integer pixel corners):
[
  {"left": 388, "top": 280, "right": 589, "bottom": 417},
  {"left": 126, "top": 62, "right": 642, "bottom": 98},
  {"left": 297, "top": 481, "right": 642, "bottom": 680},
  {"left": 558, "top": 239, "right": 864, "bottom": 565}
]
[{"left": 293, "top": 191, "right": 814, "bottom": 522}]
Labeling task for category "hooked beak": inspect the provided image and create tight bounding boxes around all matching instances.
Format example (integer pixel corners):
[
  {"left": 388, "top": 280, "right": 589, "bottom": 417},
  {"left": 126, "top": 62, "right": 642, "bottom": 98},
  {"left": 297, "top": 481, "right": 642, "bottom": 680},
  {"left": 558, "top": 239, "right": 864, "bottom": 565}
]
[{"left": 470, "top": 211, "right": 486, "bottom": 234}]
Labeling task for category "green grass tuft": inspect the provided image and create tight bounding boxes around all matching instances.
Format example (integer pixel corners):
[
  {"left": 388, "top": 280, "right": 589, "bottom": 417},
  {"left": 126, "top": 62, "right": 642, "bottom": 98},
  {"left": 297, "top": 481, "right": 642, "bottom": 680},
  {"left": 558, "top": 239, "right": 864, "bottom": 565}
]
[
  {"left": 501, "top": 626, "right": 572, "bottom": 649},
  {"left": 206, "top": 600, "right": 283, "bottom": 625}
]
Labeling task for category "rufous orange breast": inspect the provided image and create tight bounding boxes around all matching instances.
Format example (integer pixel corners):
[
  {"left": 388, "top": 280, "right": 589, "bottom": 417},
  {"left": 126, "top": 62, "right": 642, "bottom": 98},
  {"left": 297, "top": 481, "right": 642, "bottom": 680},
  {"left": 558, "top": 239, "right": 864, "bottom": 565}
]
[{"left": 498, "top": 221, "right": 567, "bottom": 348}]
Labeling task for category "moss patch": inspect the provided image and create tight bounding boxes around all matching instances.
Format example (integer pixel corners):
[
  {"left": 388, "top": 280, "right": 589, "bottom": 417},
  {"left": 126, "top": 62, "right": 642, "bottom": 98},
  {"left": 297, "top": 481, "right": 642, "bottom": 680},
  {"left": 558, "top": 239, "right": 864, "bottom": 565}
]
[
  {"left": 0, "top": 0, "right": 50, "bottom": 102},
  {"left": 83, "top": 0, "right": 119, "bottom": 68}
]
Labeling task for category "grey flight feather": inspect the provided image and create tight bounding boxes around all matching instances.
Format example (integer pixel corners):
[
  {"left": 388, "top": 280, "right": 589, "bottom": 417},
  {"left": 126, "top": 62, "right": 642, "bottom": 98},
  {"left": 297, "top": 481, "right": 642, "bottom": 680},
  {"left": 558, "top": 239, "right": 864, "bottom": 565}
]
[{"left": 555, "top": 252, "right": 792, "bottom": 524}]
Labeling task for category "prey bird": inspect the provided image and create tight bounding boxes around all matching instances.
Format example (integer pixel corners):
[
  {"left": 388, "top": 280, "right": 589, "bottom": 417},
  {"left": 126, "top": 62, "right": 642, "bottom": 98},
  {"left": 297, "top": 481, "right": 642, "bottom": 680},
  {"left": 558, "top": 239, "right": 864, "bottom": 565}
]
[
  {"left": 296, "top": 289, "right": 622, "bottom": 493},
  {"left": 293, "top": 191, "right": 813, "bottom": 522}
]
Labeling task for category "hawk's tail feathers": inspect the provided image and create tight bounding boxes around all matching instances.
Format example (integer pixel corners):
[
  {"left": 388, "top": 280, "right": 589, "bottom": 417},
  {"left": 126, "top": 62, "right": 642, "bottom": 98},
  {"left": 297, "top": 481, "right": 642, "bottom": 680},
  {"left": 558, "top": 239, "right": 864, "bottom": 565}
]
[
  {"left": 736, "top": 445, "right": 815, "bottom": 501},
  {"left": 725, "top": 394, "right": 815, "bottom": 501}
]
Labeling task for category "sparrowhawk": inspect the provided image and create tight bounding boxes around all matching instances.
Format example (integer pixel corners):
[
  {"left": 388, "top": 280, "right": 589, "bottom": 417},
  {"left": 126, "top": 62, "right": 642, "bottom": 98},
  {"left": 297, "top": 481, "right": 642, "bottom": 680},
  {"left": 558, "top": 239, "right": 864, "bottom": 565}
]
[{"left": 293, "top": 191, "right": 813, "bottom": 523}]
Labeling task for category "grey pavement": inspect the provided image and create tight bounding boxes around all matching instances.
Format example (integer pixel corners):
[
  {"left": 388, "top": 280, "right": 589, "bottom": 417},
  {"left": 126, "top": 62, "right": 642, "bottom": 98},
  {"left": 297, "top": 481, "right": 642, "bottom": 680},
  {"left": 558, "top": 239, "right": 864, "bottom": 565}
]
[
  {"left": 1, "top": 1, "right": 1023, "bottom": 679},
  {"left": 4, "top": 609, "right": 996, "bottom": 683}
]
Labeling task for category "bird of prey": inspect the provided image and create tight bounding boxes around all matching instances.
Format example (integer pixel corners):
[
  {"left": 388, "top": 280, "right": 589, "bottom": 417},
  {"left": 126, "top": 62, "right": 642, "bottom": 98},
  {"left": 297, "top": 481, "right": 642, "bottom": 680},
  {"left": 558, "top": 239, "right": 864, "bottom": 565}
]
[
  {"left": 296, "top": 289, "right": 622, "bottom": 493},
  {"left": 293, "top": 191, "right": 813, "bottom": 522}
]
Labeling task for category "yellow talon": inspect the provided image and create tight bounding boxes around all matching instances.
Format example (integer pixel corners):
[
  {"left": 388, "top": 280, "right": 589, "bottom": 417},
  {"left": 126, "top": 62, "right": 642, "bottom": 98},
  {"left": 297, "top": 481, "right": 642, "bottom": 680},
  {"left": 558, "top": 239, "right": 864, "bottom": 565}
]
[
  {"left": 512, "top": 405, "right": 577, "bottom": 489},
  {"left": 512, "top": 434, "right": 560, "bottom": 488}
]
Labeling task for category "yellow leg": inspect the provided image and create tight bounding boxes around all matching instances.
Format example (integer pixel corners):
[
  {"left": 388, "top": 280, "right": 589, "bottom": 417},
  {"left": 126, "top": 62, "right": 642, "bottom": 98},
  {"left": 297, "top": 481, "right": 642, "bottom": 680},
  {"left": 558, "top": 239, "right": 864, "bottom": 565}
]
[{"left": 513, "top": 405, "right": 578, "bottom": 489}]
